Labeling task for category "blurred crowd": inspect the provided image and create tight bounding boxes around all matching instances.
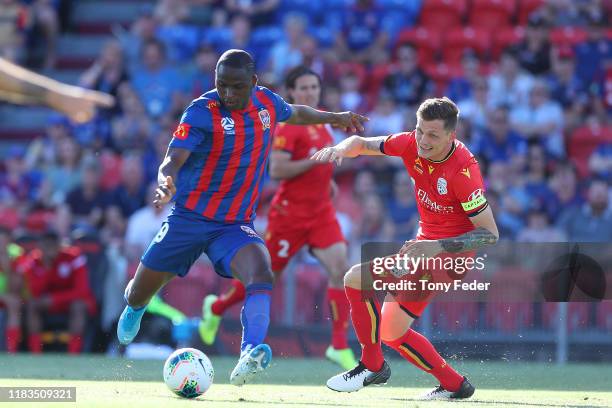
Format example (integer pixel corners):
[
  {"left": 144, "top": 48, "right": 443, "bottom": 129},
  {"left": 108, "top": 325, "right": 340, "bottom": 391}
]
[{"left": 0, "top": 0, "right": 611, "bottom": 352}]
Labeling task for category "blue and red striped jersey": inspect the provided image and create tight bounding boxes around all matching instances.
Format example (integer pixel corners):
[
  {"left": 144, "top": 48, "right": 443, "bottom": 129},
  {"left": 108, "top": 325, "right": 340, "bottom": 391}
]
[{"left": 169, "top": 86, "right": 292, "bottom": 222}]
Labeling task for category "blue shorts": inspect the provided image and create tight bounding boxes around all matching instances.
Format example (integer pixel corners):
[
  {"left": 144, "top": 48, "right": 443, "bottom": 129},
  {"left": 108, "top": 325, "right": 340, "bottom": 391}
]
[{"left": 141, "top": 205, "right": 265, "bottom": 278}]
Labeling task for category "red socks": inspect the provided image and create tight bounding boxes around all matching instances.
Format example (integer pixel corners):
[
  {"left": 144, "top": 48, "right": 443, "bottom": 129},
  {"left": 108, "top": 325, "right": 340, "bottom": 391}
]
[
  {"left": 384, "top": 328, "right": 463, "bottom": 392},
  {"left": 28, "top": 333, "right": 42, "bottom": 353},
  {"left": 211, "top": 279, "right": 246, "bottom": 316},
  {"left": 345, "top": 286, "right": 384, "bottom": 371},
  {"left": 6, "top": 326, "right": 21, "bottom": 353},
  {"left": 327, "top": 288, "right": 351, "bottom": 350},
  {"left": 68, "top": 335, "right": 83, "bottom": 354}
]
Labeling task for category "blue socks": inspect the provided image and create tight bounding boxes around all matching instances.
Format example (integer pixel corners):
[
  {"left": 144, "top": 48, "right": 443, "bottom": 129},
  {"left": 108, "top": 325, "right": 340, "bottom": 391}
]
[{"left": 240, "top": 283, "right": 272, "bottom": 352}]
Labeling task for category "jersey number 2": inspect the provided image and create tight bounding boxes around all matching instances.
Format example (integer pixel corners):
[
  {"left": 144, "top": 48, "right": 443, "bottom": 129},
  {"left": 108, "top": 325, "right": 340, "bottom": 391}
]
[{"left": 277, "top": 240, "right": 290, "bottom": 258}]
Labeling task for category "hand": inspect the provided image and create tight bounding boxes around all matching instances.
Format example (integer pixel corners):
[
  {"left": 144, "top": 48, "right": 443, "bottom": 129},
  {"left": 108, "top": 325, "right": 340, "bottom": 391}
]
[
  {"left": 154, "top": 176, "right": 176, "bottom": 208},
  {"left": 49, "top": 85, "right": 115, "bottom": 123},
  {"left": 310, "top": 146, "right": 346, "bottom": 165},
  {"left": 332, "top": 111, "right": 369, "bottom": 133},
  {"left": 399, "top": 239, "right": 443, "bottom": 260}
]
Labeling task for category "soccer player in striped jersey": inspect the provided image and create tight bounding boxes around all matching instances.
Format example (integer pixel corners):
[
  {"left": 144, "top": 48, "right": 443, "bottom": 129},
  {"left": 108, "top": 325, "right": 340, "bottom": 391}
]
[
  {"left": 198, "top": 66, "right": 357, "bottom": 370},
  {"left": 313, "top": 97, "right": 498, "bottom": 400},
  {"left": 116, "top": 49, "right": 367, "bottom": 386}
]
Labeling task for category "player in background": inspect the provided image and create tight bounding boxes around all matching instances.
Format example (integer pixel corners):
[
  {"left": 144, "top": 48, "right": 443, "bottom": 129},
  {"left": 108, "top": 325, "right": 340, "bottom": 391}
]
[
  {"left": 20, "top": 231, "right": 97, "bottom": 354},
  {"left": 313, "top": 97, "right": 498, "bottom": 400},
  {"left": 198, "top": 66, "right": 357, "bottom": 370},
  {"left": 116, "top": 49, "right": 368, "bottom": 385}
]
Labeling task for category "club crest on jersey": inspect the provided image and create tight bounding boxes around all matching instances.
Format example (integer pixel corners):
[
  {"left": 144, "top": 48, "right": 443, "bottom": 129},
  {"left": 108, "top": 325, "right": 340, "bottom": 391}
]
[
  {"left": 258, "top": 109, "right": 271, "bottom": 129},
  {"left": 241, "top": 225, "right": 259, "bottom": 238},
  {"left": 221, "top": 117, "right": 235, "bottom": 134},
  {"left": 437, "top": 177, "right": 448, "bottom": 195},
  {"left": 414, "top": 157, "right": 424, "bottom": 174}
]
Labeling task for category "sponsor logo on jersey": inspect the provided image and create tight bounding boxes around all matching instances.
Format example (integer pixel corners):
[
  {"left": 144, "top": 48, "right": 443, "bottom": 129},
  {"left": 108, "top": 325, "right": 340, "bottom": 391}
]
[
  {"left": 414, "top": 158, "right": 424, "bottom": 174},
  {"left": 207, "top": 101, "right": 218, "bottom": 109},
  {"left": 437, "top": 177, "right": 448, "bottom": 195},
  {"left": 460, "top": 168, "right": 471, "bottom": 178},
  {"left": 173, "top": 123, "right": 190, "bottom": 140},
  {"left": 241, "top": 225, "right": 259, "bottom": 238},
  {"left": 259, "top": 109, "right": 271, "bottom": 130},
  {"left": 417, "top": 189, "right": 454, "bottom": 213},
  {"left": 461, "top": 188, "right": 487, "bottom": 211},
  {"left": 273, "top": 135, "right": 286, "bottom": 149}
]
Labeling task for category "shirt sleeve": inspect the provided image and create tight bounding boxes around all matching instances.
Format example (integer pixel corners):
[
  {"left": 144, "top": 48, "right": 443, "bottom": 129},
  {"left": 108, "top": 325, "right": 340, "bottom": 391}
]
[
  {"left": 168, "top": 101, "right": 210, "bottom": 151},
  {"left": 381, "top": 131, "right": 415, "bottom": 156},
  {"left": 268, "top": 91, "right": 293, "bottom": 123},
  {"left": 451, "top": 157, "right": 488, "bottom": 217},
  {"left": 271, "top": 123, "right": 298, "bottom": 153}
]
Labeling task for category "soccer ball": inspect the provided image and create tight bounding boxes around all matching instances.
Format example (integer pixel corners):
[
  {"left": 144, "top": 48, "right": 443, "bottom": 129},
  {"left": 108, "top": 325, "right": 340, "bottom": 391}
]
[{"left": 163, "top": 348, "right": 214, "bottom": 399}]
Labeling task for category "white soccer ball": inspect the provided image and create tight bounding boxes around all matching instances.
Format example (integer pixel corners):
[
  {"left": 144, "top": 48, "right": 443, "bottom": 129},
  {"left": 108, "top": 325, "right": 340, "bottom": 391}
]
[{"left": 163, "top": 348, "right": 214, "bottom": 399}]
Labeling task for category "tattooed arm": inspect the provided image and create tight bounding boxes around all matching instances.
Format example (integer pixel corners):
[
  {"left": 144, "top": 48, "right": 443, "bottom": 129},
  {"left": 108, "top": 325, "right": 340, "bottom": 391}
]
[{"left": 439, "top": 206, "right": 499, "bottom": 253}]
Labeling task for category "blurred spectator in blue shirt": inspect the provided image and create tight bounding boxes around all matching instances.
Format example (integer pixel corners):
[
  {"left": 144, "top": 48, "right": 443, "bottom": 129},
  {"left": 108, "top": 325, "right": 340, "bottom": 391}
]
[
  {"left": 384, "top": 43, "right": 434, "bottom": 109},
  {"left": 224, "top": 0, "right": 280, "bottom": 27},
  {"left": 386, "top": 170, "right": 418, "bottom": 240},
  {"left": 109, "top": 153, "right": 146, "bottom": 218},
  {"left": 130, "top": 39, "right": 187, "bottom": 119},
  {"left": 547, "top": 46, "right": 589, "bottom": 110},
  {"left": 457, "top": 77, "right": 496, "bottom": 133},
  {"left": 473, "top": 106, "right": 527, "bottom": 165},
  {"left": 65, "top": 158, "right": 108, "bottom": 232},
  {"left": 589, "top": 143, "right": 612, "bottom": 180},
  {"left": 115, "top": 9, "right": 159, "bottom": 72},
  {"left": 110, "top": 83, "right": 152, "bottom": 153},
  {"left": 488, "top": 49, "right": 534, "bottom": 110},
  {"left": 266, "top": 13, "right": 306, "bottom": 84},
  {"left": 185, "top": 44, "right": 217, "bottom": 98},
  {"left": 574, "top": 14, "right": 610, "bottom": 86},
  {"left": 446, "top": 50, "right": 482, "bottom": 103},
  {"left": 512, "top": 15, "right": 552, "bottom": 75},
  {"left": 547, "top": 162, "right": 582, "bottom": 221},
  {"left": 517, "top": 209, "right": 566, "bottom": 242}
]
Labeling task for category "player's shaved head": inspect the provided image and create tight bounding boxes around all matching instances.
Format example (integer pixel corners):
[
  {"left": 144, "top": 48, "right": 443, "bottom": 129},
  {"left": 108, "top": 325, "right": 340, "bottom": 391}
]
[{"left": 216, "top": 49, "right": 255, "bottom": 76}]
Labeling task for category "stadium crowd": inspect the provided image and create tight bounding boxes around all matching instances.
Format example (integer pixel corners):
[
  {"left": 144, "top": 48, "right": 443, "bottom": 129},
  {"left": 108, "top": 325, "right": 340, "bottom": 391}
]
[{"left": 0, "top": 0, "right": 611, "bottom": 353}]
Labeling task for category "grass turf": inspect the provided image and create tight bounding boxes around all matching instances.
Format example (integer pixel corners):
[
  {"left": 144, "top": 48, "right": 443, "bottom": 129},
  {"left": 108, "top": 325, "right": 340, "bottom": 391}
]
[{"left": 0, "top": 354, "right": 610, "bottom": 407}]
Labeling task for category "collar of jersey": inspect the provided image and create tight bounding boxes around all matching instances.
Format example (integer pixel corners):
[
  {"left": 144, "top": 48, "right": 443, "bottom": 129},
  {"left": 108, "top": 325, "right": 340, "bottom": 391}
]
[{"left": 426, "top": 141, "right": 456, "bottom": 164}]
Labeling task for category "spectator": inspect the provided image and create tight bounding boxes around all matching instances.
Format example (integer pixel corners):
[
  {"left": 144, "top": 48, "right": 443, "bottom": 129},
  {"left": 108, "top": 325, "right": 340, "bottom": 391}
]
[
  {"left": 457, "top": 77, "right": 495, "bottom": 132},
  {"left": 512, "top": 14, "right": 552, "bottom": 75},
  {"left": 154, "top": 0, "right": 189, "bottom": 27},
  {"left": 130, "top": 39, "right": 187, "bottom": 119},
  {"left": 334, "top": 0, "right": 387, "bottom": 65},
  {"left": 215, "top": 14, "right": 257, "bottom": 58},
  {"left": 0, "top": 227, "right": 25, "bottom": 353},
  {"left": 386, "top": 170, "right": 418, "bottom": 240},
  {"left": 110, "top": 84, "right": 152, "bottom": 152},
  {"left": 22, "top": 231, "right": 96, "bottom": 353},
  {"left": 367, "top": 91, "right": 403, "bottom": 136},
  {"left": 574, "top": 14, "right": 611, "bottom": 87},
  {"left": 0, "top": 145, "right": 42, "bottom": 205},
  {"left": 29, "top": 0, "right": 60, "bottom": 69},
  {"left": 557, "top": 178, "right": 612, "bottom": 242},
  {"left": 300, "top": 36, "right": 335, "bottom": 84},
  {"left": 186, "top": 44, "right": 217, "bottom": 98},
  {"left": 589, "top": 143, "right": 612, "bottom": 179},
  {"left": 446, "top": 50, "right": 482, "bottom": 103},
  {"left": 42, "top": 136, "right": 82, "bottom": 205},
  {"left": 488, "top": 49, "right": 534, "bottom": 110},
  {"left": 510, "top": 79, "right": 565, "bottom": 158},
  {"left": 517, "top": 209, "right": 566, "bottom": 242},
  {"left": 338, "top": 68, "right": 367, "bottom": 112},
  {"left": 79, "top": 40, "right": 129, "bottom": 117},
  {"left": 473, "top": 106, "right": 528, "bottom": 166},
  {"left": 115, "top": 9, "right": 159, "bottom": 71},
  {"left": 124, "top": 183, "right": 171, "bottom": 262},
  {"left": 109, "top": 153, "right": 147, "bottom": 219},
  {"left": 523, "top": 143, "right": 557, "bottom": 212},
  {"left": 143, "top": 125, "right": 172, "bottom": 183},
  {"left": 266, "top": 13, "right": 306, "bottom": 84},
  {"left": 0, "top": 0, "right": 29, "bottom": 62},
  {"left": 65, "top": 159, "right": 108, "bottom": 233},
  {"left": 384, "top": 43, "right": 434, "bottom": 108},
  {"left": 224, "top": 0, "right": 280, "bottom": 27},
  {"left": 548, "top": 162, "right": 582, "bottom": 220},
  {"left": 547, "top": 46, "right": 589, "bottom": 113},
  {"left": 352, "top": 193, "right": 395, "bottom": 242}
]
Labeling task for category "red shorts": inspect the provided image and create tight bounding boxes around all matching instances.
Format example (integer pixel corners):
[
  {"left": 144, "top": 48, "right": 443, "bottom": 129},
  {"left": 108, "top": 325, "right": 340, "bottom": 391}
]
[
  {"left": 265, "top": 205, "right": 345, "bottom": 272},
  {"left": 369, "top": 245, "right": 476, "bottom": 319}
]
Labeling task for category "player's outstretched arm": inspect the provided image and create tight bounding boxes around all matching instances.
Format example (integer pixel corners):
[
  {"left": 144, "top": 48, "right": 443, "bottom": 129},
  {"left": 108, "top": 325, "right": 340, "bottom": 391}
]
[
  {"left": 154, "top": 147, "right": 191, "bottom": 208},
  {"left": 286, "top": 104, "right": 368, "bottom": 133},
  {"left": 0, "top": 57, "right": 114, "bottom": 123},
  {"left": 311, "top": 135, "right": 387, "bottom": 165},
  {"left": 269, "top": 150, "right": 317, "bottom": 180}
]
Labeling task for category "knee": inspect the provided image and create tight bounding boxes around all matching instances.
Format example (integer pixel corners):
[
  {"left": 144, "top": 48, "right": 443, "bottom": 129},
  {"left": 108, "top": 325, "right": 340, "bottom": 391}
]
[
  {"left": 343, "top": 264, "right": 362, "bottom": 289},
  {"left": 251, "top": 266, "right": 275, "bottom": 286}
]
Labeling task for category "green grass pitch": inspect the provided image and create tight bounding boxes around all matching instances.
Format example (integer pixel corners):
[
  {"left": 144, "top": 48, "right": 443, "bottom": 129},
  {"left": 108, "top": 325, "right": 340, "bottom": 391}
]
[{"left": 0, "top": 354, "right": 610, "bottom": 407}]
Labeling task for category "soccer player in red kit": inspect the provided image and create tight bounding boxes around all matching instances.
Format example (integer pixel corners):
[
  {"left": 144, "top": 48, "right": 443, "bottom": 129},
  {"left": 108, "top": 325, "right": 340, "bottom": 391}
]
[
  {"left": 313, "top": 97, "right": 499, "bottom": 400},
  {"left": 20, "top": 231, "right": 96, "bottom": 353},
  {"left": 199, "top": 66, "right": 357, "bottom": 370}
]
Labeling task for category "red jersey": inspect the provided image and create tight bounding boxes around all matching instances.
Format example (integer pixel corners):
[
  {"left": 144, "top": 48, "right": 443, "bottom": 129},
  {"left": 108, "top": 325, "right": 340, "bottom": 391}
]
[
  {"left": 18, "top": 246, "right": 96, "bottom": 313},
  {"left": 382, "top": 131, "right": 487, "bottom": 239},
  {"left": 269, "top": 123, "right": 335, "bottom": 218}
]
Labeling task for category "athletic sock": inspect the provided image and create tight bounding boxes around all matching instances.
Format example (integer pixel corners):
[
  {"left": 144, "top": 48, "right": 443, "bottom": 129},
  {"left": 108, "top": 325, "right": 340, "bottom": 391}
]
[
  {"left": 212, "top": 279, "right": 246, "bottom": 316},
  {"left": 240, "top": 283, "right": 271, "bottom": 352},
  {"left": 28, "top": 333, "right": 42, "bottom": 353},
  {"left": 67, "top": 335, "right": 83, "bottom": 354},
  {"left": 327, "top": 287, "right": 350, "bottom": 349},
  {"left": 6, "top": 326, "right": 21, "bottom": 353},
  {"left": 345, "top": 286, "right": 384, "bottom": 371},
  {"left": 384, "top": 328, "right": 463, "bottom": 392}
]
